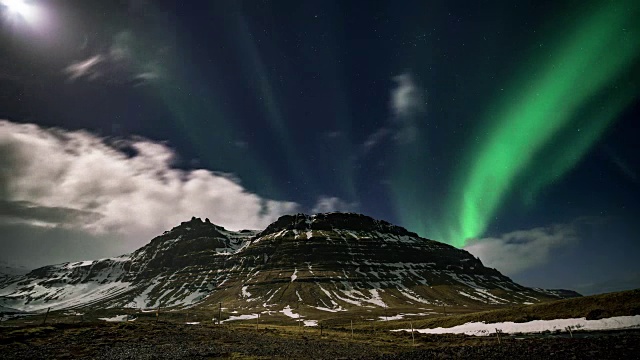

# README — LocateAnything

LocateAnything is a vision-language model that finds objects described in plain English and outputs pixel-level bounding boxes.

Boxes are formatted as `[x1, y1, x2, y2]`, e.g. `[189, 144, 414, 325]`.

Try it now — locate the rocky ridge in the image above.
[0, 213, 579, 313]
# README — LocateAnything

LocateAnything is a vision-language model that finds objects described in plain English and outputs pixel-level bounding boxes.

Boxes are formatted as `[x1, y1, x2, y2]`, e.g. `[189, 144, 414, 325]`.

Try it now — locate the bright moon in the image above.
[1, 0, 40, 23]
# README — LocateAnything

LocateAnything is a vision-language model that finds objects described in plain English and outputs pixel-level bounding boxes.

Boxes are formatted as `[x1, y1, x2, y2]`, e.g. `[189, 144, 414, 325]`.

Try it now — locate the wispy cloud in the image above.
[311, 196, 358, 214]
[391, 73, 424, 119]
[390, 72, 425, 144]
[362, 127, 391, 153]
[64, 55, 104, 80]
[64, 31, 162, 85]
[464, 222, 580, 275]
[324, 131, 344, 139]
[359, 72, 426, 155]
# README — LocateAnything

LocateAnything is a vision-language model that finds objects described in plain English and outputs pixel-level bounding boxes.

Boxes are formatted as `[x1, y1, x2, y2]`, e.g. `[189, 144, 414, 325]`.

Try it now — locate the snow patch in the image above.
[99, 315, 130, 322]
[241, 286, 252, 299]
[281, 305, 300, 319]
[394, 315, 640, 336]
[221, 314, 259, 323]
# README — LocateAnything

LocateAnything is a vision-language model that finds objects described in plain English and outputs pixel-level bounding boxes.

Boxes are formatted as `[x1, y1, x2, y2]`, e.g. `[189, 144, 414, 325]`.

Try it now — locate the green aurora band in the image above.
[401, 0, 639, 247]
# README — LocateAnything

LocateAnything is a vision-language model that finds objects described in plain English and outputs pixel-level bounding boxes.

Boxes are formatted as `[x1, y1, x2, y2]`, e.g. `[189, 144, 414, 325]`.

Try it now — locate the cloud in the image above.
[324, 131, 343, 139]
[362, 127, 391, 154]
[0, 120, 299, 264]
[0, 200, 101, 229]
[463, 222, 579, 275]
[64, 31, 162, 85]
[359, 72, 425, 153]
[573, 272, 640, 295]
[389, 72, 425, 143]
[311, 196, 358, 214]
[64, 55, 104, 80]
[391, 73, 424, 118]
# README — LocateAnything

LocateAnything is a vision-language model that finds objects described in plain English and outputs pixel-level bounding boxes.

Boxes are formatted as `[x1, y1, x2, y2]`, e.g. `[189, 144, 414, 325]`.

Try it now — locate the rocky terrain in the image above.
[0, 213, 578, 315]
[0, 321, 637, 360]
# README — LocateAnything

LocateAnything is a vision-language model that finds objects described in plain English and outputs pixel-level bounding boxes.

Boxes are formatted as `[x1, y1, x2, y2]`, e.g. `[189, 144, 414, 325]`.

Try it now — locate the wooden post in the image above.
[297, 301, 301, 331]
[218, 302, 222, 325]
[42, 307, 50, 325]
[320, 321, 323, 337]
[156, 305, 160, 323]
[351, 320, 353, 338]
[256, 313, 259, 331]
[384, 304, 388, 322]
[411, 321, 415, 346]
[495, 328, 501, 344]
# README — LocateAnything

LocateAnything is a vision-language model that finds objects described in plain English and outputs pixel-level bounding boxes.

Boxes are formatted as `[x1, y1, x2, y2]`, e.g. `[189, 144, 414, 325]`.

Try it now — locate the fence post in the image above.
[320, 321, 323, 337]
[297, 301, 301, 332]
[384, 304, 388, 321]
[42, 307, 50, 325]
[351, 320, 353, 338]
[411, 321, 415, 346]
[218, 302, 222, 325]
[495, 328, 501, 344]
[256, 313, 259, 331]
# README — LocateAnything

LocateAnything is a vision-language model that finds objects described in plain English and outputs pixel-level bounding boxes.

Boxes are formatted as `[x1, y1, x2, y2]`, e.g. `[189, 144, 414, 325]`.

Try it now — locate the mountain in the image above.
[0, 261, 30, 281]
[0, 213, 578, 313]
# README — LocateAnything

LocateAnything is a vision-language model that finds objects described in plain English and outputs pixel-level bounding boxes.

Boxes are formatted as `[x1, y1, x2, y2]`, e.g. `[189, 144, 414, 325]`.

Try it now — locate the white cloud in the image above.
[463, 223, 579, 275]
[0, 120, 299, 243]
[311, 196, 357, 214]
[388, 72, 426, 144]
[391, 73, 424, 119]
[356, 72, 425, 157]
[64, 55, 104, 80]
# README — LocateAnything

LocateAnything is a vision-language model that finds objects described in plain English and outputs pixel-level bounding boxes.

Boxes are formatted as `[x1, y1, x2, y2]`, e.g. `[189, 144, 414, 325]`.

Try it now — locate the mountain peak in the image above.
[258, 212, 419, 238]
[162, 216, 227, 235]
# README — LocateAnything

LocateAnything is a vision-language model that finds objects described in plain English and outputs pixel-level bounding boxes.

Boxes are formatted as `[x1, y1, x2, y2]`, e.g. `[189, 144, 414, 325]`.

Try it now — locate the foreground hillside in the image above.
[1, 320, 638, 359]
[1, 289, 638, 359]
[377, 289, 640, 331]
[0, 213, 577, 314]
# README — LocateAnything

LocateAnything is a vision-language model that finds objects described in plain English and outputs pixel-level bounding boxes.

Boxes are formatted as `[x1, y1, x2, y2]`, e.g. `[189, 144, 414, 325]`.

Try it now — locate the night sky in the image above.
[1, 0, 639, 295]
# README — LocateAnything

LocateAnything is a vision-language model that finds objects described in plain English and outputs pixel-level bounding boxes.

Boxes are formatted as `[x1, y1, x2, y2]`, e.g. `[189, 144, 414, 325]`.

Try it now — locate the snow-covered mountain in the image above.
[0, 213, 579, 312]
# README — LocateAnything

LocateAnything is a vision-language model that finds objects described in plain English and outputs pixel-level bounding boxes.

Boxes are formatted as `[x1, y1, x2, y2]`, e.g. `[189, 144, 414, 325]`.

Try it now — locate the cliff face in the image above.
[0, 213, 574, 312]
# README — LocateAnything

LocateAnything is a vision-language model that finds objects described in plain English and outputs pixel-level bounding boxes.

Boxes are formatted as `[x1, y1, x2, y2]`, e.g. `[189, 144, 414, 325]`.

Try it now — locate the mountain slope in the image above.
[0, 213, 577, 312]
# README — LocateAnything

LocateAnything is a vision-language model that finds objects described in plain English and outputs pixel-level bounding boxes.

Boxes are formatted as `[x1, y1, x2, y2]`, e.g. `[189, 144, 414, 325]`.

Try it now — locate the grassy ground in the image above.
[3, 289, 638, 332]
[377, 288, 640, 331]
[0, 320, 486, 359]
[1, 317, 639, 359]
[1, 288, 638, 359]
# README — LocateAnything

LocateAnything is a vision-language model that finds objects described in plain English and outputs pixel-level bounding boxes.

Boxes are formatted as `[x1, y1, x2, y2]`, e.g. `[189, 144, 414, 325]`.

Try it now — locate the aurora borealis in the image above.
[437, 0, 640, 247]
[0, 0, 639, 293]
